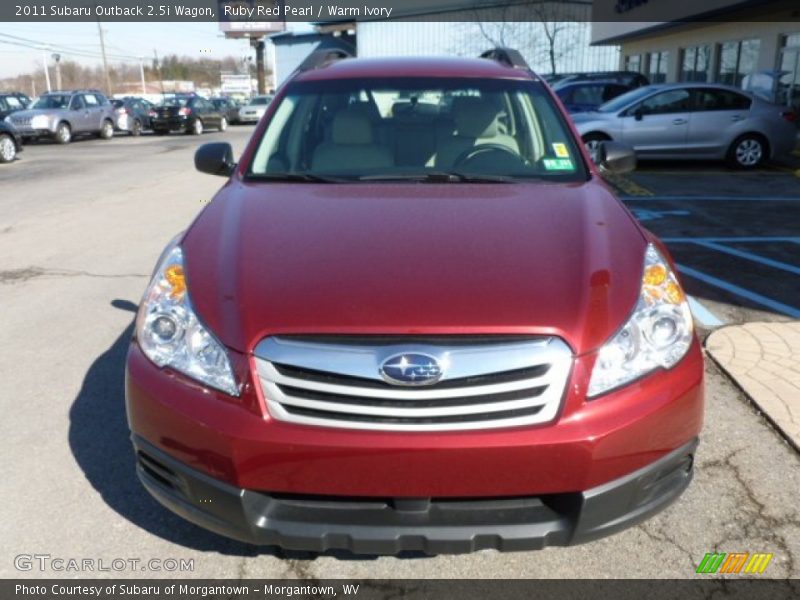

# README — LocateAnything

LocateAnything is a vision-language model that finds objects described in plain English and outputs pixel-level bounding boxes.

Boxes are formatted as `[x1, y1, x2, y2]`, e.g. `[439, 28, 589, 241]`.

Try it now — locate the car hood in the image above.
[8, 108, 60, 119]
[182, 179, 646, 355]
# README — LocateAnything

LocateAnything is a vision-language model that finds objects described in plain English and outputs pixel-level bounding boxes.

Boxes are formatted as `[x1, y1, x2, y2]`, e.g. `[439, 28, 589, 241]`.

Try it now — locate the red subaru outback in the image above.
[126, 49, 704, 554]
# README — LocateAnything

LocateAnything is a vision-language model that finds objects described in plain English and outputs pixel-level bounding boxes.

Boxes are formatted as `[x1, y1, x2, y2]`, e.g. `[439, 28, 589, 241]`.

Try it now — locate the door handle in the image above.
[730, 115, 745, 122]
[672, 118, 687, 125]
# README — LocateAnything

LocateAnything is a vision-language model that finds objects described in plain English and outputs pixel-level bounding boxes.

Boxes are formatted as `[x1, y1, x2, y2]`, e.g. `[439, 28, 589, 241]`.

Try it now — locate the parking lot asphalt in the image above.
[1, 133, 799, 579]
[606, 161, 800, 327]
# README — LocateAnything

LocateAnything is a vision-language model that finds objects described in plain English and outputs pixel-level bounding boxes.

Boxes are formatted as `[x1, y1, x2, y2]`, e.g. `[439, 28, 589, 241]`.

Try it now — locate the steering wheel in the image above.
[454, 144, 524, 169]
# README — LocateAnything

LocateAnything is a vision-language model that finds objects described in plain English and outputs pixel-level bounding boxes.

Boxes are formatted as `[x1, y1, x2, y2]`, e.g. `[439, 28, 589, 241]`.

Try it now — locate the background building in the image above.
[592, 0, 800, 112]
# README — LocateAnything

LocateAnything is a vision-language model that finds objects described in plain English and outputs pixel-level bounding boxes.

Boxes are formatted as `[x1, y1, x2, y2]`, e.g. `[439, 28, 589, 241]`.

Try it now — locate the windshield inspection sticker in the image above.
[552, 143, 569, 158]
[543, 158, 575, 171]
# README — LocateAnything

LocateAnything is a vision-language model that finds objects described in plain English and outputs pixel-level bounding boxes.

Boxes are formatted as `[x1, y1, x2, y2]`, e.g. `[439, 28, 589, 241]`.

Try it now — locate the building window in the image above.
[716, 39, 760, 86]
[647, 51, 669, 83]
[625, 54, 642, 73]
[680, 45, 710, 82]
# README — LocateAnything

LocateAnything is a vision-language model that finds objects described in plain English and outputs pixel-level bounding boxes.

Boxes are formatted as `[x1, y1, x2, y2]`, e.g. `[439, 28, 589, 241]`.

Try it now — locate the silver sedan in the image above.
[571, 83, 798, 168]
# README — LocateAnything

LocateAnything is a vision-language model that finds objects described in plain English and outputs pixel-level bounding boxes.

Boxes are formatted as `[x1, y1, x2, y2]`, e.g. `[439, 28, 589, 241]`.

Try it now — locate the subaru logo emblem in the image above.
[380, 353, 443, 386]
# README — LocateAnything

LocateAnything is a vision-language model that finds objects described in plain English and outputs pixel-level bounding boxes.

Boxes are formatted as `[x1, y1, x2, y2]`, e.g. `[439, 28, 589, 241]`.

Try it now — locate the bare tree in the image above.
[470, 0, 584, 75]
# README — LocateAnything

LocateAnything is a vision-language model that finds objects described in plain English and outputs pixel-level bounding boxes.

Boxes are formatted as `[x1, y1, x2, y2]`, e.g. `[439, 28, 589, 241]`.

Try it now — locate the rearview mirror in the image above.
[633, 107, 644, 121]
[598, 141, 636, 174]
[195, 142, 235, 177]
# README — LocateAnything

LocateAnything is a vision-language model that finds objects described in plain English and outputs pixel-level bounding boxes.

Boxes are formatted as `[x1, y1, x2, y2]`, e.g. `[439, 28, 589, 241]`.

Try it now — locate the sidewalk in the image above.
[706, 321, 800, 450]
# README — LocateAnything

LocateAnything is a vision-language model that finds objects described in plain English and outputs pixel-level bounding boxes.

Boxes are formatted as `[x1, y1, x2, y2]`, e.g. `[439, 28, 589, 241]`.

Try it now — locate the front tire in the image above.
[219, 117, 228, 132]
[99, 119, 114, 140]
[582, 133, 610, 164]
[131, 119, 142, 137]
[54, 122, 72, 144]
[728, 134, 767, 169]
[0, 134, 16, 163]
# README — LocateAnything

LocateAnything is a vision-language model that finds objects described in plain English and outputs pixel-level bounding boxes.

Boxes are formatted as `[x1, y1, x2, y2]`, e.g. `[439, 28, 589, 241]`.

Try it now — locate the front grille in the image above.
[10, 117, 31, 128]
[254, 336, 572, 432]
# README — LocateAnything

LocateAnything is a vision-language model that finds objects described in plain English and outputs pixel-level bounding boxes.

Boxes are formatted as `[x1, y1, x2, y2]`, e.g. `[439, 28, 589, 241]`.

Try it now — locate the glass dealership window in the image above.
[625, 54, 642, 73]
[647, 51, 669, 83]
[680, 46, 710, 82]
[716, 39, 760, 86]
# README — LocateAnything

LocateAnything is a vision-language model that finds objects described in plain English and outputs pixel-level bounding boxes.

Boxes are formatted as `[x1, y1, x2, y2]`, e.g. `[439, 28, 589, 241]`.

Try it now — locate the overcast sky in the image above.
[0, 22, 311, 79]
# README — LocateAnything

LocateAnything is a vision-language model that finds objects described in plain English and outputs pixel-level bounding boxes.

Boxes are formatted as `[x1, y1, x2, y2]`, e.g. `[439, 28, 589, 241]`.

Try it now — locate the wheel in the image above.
[99, 119, 114, 140]
[131, 119, 142, 137]
[582, 133, 610, 163]
[728, 134, 767, 169]
[54, 122, 72, 144]
[190, 119, 204, 135]
[0, 134, 16, 163]
[219, 117, 228, 132]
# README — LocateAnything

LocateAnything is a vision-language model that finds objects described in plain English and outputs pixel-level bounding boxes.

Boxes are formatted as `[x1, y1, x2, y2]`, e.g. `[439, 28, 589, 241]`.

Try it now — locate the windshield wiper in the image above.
[358, 171, 517, 183]
[245, 172, 349, 183]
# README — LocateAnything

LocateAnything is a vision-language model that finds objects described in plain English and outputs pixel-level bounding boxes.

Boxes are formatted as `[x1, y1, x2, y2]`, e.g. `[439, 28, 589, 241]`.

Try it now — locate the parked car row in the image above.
[0, 89, 272, 164]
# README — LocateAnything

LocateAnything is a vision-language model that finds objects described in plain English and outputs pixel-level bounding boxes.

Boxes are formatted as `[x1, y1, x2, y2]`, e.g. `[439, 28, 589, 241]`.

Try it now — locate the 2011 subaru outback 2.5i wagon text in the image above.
[126, 49, 704, 555]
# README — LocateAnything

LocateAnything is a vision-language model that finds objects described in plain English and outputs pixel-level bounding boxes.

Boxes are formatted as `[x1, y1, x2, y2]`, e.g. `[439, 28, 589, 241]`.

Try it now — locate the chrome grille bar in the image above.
[254, 336, 573, 432]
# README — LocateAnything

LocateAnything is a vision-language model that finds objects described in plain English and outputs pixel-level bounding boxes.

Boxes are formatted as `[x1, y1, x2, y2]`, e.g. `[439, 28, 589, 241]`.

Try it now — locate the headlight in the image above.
[135, 246, 239, 396]
[31, 115, 49, 129]
[587, 243, 693, 398]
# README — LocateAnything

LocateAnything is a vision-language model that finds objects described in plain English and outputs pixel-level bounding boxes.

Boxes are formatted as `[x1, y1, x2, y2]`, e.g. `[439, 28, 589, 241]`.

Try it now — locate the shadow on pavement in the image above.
[68, 300, 424, 561]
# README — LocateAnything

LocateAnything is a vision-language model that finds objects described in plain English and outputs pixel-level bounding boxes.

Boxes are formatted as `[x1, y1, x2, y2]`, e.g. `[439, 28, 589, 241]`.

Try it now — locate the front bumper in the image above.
[134, 434, 697, 554]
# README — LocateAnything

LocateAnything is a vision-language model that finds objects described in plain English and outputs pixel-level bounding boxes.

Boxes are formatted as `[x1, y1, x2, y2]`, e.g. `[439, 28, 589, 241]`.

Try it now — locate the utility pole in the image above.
[252, 37, 266, 95]
[139, 56, 146, 95]
[41, 48, 51, 92]
[97, 21, 112, 94]
[52, 53, 62, 90]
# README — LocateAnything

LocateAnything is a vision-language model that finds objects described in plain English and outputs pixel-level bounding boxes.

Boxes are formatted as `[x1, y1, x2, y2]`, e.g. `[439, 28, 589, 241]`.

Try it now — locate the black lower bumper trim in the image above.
[132, 436, 698, 555]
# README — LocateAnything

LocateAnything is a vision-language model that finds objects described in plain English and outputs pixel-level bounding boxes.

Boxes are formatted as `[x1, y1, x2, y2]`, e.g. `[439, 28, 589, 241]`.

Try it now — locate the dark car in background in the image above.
[113, 97, 154, 136]
[554, 81, 632, 113]
[548, 71, 650, 89]
[0, 120, 23, 163]
[152, 94, 228, 135]
[0, 93, 30, 119]
[211, 97, 240, 125]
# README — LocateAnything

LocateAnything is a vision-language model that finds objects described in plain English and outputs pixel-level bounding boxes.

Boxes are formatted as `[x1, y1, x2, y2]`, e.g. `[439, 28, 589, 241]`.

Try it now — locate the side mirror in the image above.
[633, 107, 644, 121]
[195, 142, 235, 177]
[598, 141, 636, 174]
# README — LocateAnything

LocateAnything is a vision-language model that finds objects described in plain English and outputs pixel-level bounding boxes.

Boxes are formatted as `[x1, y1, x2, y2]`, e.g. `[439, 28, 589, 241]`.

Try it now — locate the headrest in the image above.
[452, 97, 499, 138]
[332, 108, 373, 145]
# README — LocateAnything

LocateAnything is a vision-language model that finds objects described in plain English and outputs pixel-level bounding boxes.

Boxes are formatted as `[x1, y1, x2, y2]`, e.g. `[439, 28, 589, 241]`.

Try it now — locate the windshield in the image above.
[160, 96, 191, 107]
[250, 96, 271, 106]
[32, 94, 70, 109]
[248, 77, 586, 182]
[597, 86, 656, 113]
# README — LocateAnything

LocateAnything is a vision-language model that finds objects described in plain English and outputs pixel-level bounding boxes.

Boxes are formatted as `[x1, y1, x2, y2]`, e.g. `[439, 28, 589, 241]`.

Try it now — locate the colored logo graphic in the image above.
[696, 552, 773, 574]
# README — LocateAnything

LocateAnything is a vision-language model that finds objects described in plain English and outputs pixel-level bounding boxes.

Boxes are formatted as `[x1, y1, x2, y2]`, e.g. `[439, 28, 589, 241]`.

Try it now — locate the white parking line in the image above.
[623, 195, 800, 202]
[687, 296, 725, 328]
[678, 264, 800, 318]
[692, 241, 800, 276]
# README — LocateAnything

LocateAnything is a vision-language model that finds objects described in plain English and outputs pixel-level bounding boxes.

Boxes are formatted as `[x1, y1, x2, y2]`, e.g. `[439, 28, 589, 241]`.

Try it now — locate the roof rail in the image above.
[480, 47, 530, 70]
[296, 48, 353, 73]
